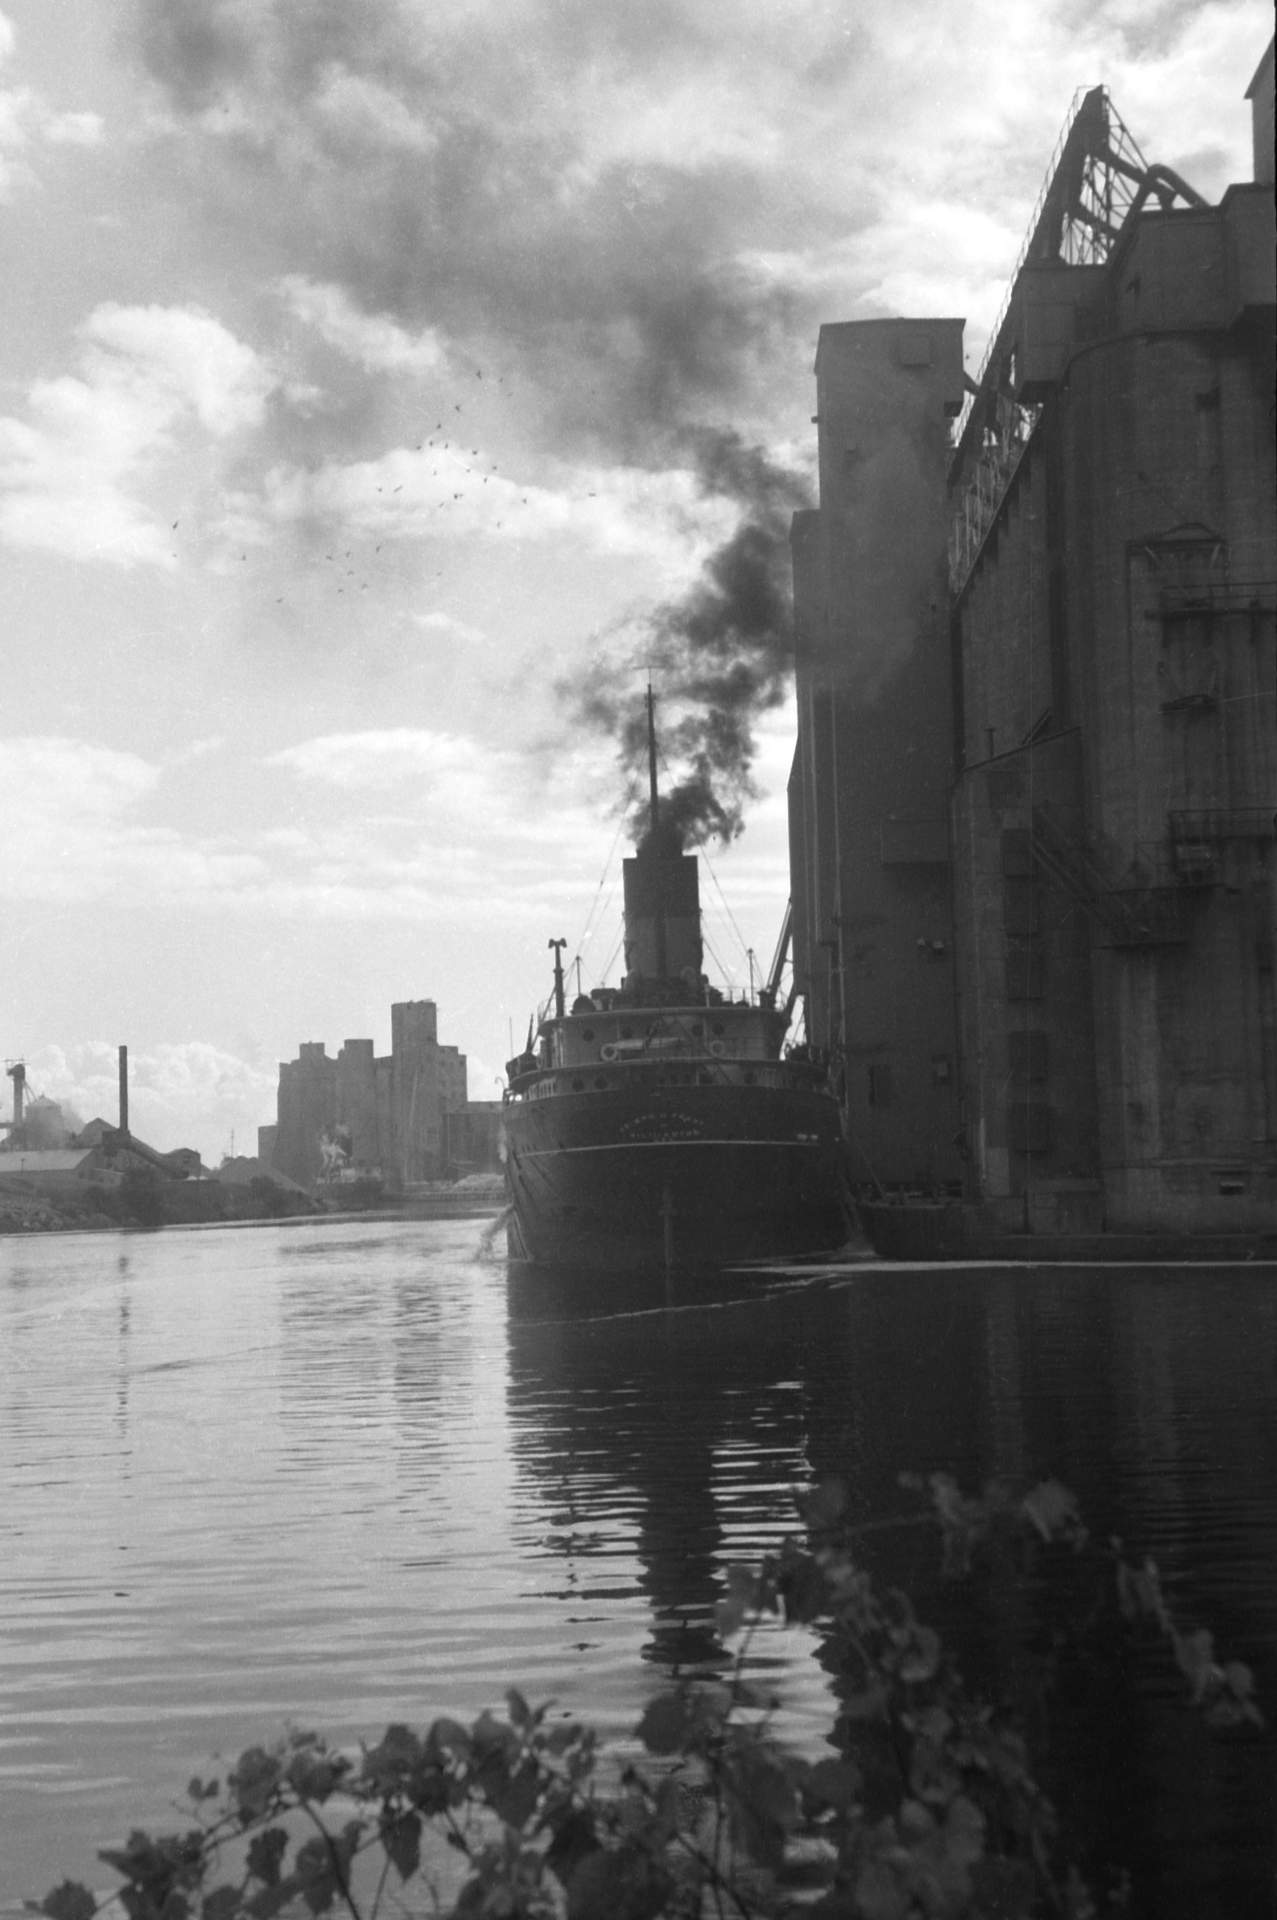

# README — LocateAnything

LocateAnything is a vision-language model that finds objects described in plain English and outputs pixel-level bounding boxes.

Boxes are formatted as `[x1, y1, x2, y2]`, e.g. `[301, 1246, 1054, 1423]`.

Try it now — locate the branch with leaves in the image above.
[33, 1475, 1265, 1920]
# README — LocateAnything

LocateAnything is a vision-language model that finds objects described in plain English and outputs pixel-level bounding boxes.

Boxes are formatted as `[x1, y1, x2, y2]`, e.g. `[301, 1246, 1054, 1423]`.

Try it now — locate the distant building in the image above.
[0, 1147, 107, 1192]
[0, 1133, 205, 1194]
[791, 50, 1276, 1235]
[266, 998, 502, 1191]
[447, 1099, 504, 1177]
[0, 1058, 206, 1193]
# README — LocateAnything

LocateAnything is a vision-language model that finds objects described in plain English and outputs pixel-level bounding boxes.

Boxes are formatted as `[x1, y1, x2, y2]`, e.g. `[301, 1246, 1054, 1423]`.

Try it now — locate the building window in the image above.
[1008, 1030, 1049, 1081]
[1006, 944, 1045, 1000]
[868, 1063, 894, 1107]
[1008, 1101, 1053, 1154]
[1002, 877, 1041, 937]
[1000, 828, 1034, 876]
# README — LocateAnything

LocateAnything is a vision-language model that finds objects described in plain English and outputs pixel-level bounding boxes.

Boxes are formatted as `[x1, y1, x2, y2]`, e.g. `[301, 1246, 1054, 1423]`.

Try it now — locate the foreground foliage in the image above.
[36, 1475, 1264, 1920]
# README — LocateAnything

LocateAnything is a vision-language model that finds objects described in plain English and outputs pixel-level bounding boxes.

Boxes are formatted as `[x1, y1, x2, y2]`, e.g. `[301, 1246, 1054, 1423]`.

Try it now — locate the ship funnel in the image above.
[622, 837, 703, 989]
[622, 688, 704, 994]
[118, 1045, 129, 1135]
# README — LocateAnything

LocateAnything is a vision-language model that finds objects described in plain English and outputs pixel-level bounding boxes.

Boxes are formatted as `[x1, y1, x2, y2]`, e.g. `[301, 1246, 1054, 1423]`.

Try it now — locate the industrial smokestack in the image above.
[7, 1063, 25, 1131]
[118, 1046, 129, 1135]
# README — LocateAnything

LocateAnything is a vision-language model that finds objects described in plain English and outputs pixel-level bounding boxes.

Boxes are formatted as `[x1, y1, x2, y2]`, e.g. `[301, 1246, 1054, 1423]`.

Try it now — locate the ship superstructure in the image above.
[503, 698, 852, 1272]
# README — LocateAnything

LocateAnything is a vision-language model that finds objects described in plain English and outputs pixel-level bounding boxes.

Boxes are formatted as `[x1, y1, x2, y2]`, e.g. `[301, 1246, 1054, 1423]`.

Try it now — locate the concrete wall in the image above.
[1246, 39, 1274, 187]
[392, 1000, 444, 1184]
[950, 175, 1277, 1231]
[337, 1038, 378, 1168]
[951, 733, 1102, 1224]
[1062, 319, 1276, 1227]
[790, 317, 966, 1193]
[790, 508, 832, 1044]
[274, 1042, 338, 1187]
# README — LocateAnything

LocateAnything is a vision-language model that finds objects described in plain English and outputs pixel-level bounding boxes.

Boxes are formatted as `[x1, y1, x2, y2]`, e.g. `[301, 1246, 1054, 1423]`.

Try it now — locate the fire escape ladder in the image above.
[1030, 806, 1190, 947]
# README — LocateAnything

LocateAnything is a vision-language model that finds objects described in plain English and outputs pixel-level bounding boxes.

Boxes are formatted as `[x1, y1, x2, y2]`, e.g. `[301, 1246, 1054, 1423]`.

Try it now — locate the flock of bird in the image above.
[166, 368, 542, 604]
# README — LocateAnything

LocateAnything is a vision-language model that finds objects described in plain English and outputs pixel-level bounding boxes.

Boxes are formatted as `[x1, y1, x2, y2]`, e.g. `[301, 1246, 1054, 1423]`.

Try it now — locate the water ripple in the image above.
[1, 1226, 1274, 1914]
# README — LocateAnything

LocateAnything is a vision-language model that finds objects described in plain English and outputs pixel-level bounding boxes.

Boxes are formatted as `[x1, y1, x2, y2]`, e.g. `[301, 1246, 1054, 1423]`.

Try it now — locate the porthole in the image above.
[582, 1027, 595, 1041]
[594, 1076, 608, 1090]
[711, 1021, 725, 1036]
[745, 1070, 757, 1085]
[620, 1025, 634, 1040]
[571, 1077, 585, 1091]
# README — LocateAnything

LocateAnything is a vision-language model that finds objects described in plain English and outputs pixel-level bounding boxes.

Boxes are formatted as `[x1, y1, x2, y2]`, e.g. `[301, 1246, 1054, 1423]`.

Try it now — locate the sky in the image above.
[0, 0, 1269, 1163]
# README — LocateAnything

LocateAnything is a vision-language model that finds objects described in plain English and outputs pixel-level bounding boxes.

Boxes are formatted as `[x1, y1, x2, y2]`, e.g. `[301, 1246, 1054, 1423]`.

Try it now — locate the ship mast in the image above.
[646, 683, 659, 839]
[646, 684, 668, 979]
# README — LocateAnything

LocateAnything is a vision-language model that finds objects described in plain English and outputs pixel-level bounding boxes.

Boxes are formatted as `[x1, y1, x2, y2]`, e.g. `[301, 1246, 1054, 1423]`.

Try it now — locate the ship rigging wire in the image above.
[572, 778, 639, 975]
[699, 840, 753, 974]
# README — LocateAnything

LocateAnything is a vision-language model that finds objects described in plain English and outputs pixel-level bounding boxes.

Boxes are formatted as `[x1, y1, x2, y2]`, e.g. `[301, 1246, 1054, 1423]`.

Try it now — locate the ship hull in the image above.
[504, 1079, 851, 1273]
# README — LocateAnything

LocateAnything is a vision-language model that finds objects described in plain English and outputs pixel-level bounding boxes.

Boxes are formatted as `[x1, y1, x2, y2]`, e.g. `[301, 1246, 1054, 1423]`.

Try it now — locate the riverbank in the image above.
[0, 1175, 507, 1235]
[0, 1179, 315, 1235]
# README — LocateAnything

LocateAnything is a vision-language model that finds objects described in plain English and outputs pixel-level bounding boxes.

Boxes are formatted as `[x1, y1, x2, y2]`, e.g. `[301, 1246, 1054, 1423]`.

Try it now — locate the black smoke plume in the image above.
[130, 1, 827, 837]
[571, 429, 811, 849]
[129, 1, 811, 455]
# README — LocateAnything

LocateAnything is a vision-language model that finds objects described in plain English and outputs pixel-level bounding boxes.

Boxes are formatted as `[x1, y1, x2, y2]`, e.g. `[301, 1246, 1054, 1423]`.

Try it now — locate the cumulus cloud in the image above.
[0, 302, 276, 563]
[127, 0, 1263, 467]
[237, 438, 737, 565]
[23, 1039, 277, 1161]
[0, 11, 103, 201]
[0, 737, 267, 900]
[413, 610, 490, 647]
[0, 729, 617, 926]
[264, 726, 611, 852]
[279, 275, 448, 375]
[117, 0, 1267, 832]
[268, 726, 514, 796]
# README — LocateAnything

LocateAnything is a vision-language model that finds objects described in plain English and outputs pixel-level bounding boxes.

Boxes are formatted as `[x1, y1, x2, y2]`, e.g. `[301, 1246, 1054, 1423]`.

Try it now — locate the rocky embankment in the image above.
[0, 1188, 105, 1233]
[0, 1178, 318, 1234]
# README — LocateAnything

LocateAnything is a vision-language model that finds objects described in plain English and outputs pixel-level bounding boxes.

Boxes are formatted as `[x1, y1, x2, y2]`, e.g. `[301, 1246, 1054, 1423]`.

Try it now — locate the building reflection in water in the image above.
[504, 1259, 1276, 1920]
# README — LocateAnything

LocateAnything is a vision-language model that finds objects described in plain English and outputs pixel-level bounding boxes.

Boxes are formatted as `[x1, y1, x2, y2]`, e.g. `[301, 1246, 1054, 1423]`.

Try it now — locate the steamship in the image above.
[502, 698, 853, 1273]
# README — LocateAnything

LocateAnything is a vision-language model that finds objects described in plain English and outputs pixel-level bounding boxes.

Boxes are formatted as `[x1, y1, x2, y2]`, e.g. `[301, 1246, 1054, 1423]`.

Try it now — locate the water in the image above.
[2, 1220, 1275, 1914]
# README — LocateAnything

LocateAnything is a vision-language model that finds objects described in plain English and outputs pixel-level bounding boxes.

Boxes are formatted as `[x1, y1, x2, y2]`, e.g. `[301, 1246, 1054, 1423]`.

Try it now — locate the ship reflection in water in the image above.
[504, 1259, 1277, 1920]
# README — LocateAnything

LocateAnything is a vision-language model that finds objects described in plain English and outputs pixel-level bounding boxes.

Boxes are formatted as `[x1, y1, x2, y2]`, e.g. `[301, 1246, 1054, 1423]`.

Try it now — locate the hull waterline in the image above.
[504, 1079, 852, 1273]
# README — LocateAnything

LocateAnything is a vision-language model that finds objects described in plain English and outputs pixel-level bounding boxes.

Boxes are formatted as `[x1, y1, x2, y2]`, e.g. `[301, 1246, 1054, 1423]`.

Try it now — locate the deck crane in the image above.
[762, 902, 797, 1019]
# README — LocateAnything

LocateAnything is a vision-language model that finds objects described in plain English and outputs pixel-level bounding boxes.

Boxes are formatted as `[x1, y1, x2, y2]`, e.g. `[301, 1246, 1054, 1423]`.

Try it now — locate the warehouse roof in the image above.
[0, 1149, 97, 1177]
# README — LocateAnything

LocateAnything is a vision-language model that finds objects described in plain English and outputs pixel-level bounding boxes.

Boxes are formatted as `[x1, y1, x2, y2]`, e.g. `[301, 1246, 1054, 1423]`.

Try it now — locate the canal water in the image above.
[1, 1219, 1274, 1913]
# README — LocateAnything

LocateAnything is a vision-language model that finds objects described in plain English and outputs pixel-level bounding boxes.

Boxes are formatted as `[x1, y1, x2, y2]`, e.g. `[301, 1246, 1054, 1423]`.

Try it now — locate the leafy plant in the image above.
[33, 1476, 1264, 1920]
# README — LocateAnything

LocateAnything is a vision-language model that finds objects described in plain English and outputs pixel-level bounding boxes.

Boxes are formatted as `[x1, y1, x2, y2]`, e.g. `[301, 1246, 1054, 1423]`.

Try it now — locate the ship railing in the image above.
[506, 1055, 832, 1102]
